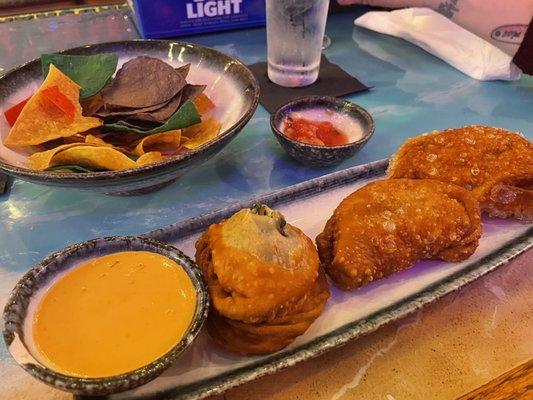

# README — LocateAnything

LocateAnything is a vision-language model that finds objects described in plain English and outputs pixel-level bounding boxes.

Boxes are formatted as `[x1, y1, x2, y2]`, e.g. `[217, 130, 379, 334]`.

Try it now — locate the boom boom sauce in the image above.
[281, 108, 364, 146]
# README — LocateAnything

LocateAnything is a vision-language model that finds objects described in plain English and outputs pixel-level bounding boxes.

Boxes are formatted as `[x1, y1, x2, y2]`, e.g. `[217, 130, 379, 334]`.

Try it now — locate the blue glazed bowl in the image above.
[2, 236, 209, 396]
[0, 40, 259, 195]
[270, 96, 375, 167]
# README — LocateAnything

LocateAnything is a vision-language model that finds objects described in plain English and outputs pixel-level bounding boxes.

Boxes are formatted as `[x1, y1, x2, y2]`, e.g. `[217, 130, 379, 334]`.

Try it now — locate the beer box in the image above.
[129, 0, 266, 39]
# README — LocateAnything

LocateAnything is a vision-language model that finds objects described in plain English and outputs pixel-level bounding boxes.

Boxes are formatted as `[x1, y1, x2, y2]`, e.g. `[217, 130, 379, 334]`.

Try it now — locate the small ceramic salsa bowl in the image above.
[270, 96, 375, 167]
[2, 236, 209, 396]
[0, 40, 259, 195]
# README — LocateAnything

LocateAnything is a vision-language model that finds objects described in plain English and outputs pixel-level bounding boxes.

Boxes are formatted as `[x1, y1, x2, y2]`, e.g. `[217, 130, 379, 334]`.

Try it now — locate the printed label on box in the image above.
[131, 0, 266, 38]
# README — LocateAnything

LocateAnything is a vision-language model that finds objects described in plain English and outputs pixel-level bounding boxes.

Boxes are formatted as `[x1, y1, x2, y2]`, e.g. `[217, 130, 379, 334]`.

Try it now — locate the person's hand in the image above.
[336, 0, 429, 7]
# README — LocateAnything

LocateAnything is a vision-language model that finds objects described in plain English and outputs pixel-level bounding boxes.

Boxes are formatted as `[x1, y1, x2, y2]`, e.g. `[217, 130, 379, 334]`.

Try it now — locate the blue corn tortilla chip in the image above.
[101, 56, 186, 109]
[129, 92, 183, 124]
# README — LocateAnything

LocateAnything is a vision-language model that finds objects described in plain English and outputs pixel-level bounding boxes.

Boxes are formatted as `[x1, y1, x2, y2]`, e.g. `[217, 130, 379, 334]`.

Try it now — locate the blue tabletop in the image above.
[0, 7, 532, 366]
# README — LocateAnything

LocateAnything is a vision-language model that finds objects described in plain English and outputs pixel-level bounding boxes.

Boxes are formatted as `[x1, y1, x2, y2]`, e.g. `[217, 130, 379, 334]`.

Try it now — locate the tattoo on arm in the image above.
[491, 25, 529, 44]
[437, 0, 460, 19]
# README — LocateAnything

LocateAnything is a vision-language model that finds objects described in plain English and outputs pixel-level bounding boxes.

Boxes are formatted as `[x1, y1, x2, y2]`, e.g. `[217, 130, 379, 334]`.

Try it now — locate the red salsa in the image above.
[283, 117, 349, 146]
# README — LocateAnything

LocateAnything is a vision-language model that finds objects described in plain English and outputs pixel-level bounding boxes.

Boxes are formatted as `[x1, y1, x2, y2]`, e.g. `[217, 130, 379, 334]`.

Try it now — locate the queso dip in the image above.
[33, 251, 196, 378]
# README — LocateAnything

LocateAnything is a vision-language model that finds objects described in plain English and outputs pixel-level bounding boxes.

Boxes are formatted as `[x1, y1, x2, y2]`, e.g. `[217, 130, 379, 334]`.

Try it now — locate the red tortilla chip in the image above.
[193, 93, 215, 115]
[4, 97, 30, 127]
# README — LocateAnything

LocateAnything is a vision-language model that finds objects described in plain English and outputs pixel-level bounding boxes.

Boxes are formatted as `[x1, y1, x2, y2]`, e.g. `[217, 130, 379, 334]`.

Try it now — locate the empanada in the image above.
[206, 267, 330, 355]
[387, 125, 532, 221]
[196, 204, 329, 355]
[316, 179, 482, 290]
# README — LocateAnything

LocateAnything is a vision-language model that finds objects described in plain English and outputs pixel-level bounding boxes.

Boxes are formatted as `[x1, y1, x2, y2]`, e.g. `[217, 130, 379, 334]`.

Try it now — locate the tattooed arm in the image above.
[433, 0, 533, 56]
[337, 0, 533, 56]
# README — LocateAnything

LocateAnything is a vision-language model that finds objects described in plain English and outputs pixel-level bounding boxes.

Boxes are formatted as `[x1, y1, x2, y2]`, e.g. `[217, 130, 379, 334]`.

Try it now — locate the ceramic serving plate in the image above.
[0, 40, 259, 195]
[94, 159, 531, 400]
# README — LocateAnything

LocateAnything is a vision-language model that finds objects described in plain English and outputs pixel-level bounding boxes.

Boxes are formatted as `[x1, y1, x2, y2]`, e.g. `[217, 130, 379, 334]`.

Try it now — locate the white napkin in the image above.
[354, 8, 522, 81]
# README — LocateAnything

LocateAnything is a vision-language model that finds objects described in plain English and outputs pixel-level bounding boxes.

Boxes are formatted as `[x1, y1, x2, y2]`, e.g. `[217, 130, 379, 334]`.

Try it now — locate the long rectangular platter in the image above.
[107, 159, 532, 400]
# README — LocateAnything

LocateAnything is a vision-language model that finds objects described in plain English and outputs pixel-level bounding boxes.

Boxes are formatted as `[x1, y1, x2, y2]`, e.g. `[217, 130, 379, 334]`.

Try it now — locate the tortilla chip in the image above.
[101, 56, 185, 110]
[85, 134, 114, 147]
[4, 97, 30, 127]
[29, 143, 96, 171]
[134, 130, 182, 156]
[193, 93, 215, 115]
[85, 133, 133, 156]
[41, 53, 118, 100]
[41, 85, 75, 120]
[62, 134, 87, 144]
[4, 65, 102, 148]
[81, 93, 104, 117]
[51, 146, 137, 171]
[95, 98, 170, 119]
[129, 92, 182, 123]
[137, 151, 165, 165]
[175, 64, 191, 80]
[182, 118, 221, 149]
[91, 131, 139, 149]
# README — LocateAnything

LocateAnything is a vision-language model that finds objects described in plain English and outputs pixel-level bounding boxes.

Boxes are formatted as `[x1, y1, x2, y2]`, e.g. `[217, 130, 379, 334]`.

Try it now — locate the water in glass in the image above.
[266, 0, 330, 87]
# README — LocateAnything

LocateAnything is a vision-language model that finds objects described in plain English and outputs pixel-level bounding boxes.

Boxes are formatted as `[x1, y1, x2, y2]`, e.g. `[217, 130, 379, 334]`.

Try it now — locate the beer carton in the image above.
[129, 0, 266, 38]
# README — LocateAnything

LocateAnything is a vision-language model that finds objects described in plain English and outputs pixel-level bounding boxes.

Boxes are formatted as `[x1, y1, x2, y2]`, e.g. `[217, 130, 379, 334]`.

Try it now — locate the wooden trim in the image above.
[456, 359, 532, 400]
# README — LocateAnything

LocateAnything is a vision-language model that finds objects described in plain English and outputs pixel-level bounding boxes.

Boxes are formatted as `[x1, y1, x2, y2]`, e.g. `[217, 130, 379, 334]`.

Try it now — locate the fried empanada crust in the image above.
[195, 207, 320, 324]
[387, 125, 532, 221]
[316, 179, 482, 290]
[206, 267, 330, 355]
[473, 173, 533, 221]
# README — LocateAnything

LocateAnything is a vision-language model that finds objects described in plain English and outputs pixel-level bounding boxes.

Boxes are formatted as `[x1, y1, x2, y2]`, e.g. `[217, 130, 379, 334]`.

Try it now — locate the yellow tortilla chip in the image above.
[85, 134, 114, 147]
[51, 146, 137, 171]
[28, 143, 96, 171]
[133, 130, 182, 156]
[62, 134, 86, 144]
[4, 65, 102, 148]
[137, 151, 165, 165]
[181, 118, 221, 149]
[85, 133, 132, 156]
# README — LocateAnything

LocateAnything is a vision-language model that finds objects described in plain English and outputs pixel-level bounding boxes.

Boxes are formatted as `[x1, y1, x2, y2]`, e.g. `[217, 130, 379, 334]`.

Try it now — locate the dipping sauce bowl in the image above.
[270, 96, 375, 167]
[2, 236, 208, 396]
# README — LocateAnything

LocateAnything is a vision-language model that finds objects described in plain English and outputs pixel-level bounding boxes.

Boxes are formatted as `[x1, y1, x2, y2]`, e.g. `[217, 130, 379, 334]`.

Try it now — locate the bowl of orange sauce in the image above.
[271, 96, 375, 167]
[2, 236, 208, 396]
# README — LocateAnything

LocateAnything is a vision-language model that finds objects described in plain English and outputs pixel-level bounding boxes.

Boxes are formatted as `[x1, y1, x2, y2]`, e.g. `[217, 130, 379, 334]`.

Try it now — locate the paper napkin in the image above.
[354, 8, 522, 81]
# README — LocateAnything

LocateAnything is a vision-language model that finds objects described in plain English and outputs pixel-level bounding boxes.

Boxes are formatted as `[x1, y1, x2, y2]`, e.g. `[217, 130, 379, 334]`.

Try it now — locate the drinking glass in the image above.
[266, 0, 330, 87]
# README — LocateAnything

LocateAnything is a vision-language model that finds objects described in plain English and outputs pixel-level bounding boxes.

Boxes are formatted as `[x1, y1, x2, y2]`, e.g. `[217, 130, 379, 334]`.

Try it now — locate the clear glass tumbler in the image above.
[266, 0, 330, 87]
